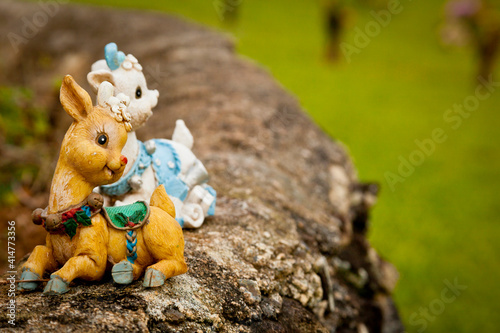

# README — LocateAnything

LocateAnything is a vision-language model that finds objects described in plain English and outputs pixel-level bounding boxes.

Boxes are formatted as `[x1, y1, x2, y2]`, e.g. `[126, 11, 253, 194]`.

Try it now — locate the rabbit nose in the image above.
[151, 90, 159, 108]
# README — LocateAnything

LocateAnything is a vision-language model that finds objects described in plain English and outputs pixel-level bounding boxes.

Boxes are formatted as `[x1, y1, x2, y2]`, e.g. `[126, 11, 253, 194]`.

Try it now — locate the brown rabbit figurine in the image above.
[18, 75, 187, 295]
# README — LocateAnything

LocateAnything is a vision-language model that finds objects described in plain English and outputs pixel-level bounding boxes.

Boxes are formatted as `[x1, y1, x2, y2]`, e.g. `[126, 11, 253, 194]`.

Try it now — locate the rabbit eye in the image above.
[135, 87, 142, 99]
[97, 134, 108, 146]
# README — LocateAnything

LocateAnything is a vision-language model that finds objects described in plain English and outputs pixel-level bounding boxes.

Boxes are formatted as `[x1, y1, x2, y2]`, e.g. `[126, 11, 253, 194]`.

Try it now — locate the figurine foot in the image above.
[112, 260, 134, 285]
[43, 275, 69, 295]
[143, 268, 166, 288]
[180, 203, 204, 229]
[17, 269, 40, 292]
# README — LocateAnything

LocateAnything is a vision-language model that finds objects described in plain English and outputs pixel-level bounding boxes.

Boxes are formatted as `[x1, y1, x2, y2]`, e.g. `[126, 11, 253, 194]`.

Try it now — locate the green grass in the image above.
[63, 0, 500, 331]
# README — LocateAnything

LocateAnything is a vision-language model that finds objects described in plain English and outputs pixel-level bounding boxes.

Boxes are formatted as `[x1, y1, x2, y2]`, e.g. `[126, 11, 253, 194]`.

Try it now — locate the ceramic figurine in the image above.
[18, 75, 187, 295]
[87, 43, 216, 229]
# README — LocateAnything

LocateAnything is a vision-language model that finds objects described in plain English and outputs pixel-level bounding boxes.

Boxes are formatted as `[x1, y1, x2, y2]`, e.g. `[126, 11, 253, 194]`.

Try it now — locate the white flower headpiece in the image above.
[121, 54, 143, 72]
[97, 81, 132, 131]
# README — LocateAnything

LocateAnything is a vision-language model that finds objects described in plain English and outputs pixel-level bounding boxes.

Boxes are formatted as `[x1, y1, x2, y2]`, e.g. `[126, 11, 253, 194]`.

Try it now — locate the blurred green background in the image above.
[17, 0, 500, 331]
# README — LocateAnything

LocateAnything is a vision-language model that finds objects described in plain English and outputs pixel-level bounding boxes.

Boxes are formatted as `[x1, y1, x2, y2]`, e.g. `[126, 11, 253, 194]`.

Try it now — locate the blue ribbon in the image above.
[104, 42, 125, 71]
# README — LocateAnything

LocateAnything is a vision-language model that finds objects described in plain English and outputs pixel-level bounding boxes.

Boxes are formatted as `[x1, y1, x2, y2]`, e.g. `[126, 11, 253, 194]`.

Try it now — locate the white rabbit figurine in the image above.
[87, 43, 216, 228]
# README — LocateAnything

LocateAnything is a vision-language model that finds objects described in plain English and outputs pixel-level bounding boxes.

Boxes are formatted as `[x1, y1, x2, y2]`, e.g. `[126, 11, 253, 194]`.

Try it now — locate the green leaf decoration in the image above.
[129, 210, 144, 223]
[64, 218, 78, 239]
[75, 210, 92, 226]
[116, 212, 128, 227]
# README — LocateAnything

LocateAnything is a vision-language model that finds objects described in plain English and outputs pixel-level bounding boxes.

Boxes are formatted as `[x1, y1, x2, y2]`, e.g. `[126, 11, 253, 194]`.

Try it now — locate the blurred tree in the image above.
[214, 0, 243, 25]
[0, 87, 50, 207]
[321, 0, 351, 62]
[441, 0, 500, 82]
[321, 0, 388, 63]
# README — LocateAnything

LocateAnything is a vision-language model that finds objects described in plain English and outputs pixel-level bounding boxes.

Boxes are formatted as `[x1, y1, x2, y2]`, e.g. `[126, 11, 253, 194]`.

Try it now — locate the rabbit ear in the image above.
[60, 75, 93, 122]
[87, 69, 115, 93]
[97, 81, 115, 107]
